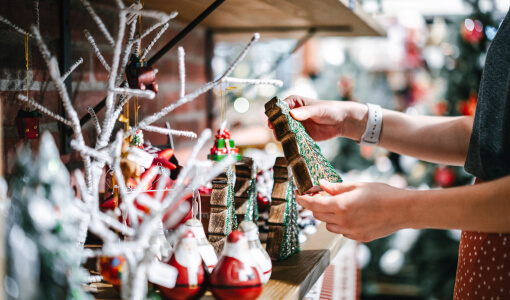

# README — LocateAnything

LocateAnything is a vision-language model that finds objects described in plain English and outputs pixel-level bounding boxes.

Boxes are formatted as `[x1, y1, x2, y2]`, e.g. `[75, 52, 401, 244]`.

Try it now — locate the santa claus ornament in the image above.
[239, 221, 272, 284]
[210, 231, 263, 300]
[160, 231, 207, 300]
[184, 219, 218, 273]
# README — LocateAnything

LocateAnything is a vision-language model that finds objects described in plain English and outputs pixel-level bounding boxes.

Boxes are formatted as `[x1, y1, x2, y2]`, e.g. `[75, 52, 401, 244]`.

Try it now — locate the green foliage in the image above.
[280, 180, 300, 260]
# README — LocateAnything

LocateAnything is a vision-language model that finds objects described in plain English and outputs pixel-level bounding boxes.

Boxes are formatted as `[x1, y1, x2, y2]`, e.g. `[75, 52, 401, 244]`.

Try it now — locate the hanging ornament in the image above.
[434, 165, 455, 188]
[126, 54, 158, 93]
[160, 231, 207, 300]
[238, 221, 272, 284]
[208, 122, 241, 162]
[98, 256, 127, 287]
[184, 218, 218, 273]
[210, 231, 263, 300]
[15, 109, 42, 140]
[16, 34, 41, 140]
[461, 18, 484, 44]
[458, 92, 477, 116]
[130, 129, 144, 149]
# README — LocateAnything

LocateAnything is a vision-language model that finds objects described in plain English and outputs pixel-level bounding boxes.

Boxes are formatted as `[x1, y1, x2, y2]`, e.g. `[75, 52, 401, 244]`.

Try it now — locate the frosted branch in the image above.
[128, 33, 261, 136]
[142, 125, 197, 139]
[222, 77, 283, 87]
[79, 0, 115, 46]
[85, 30, 111, 73]
[33, 0, 39, 31]
[122, 9, 177, 24]
[110, 87, 155, 99]
[70, 140, 113, 164]
[178, 47, 185, 98]
[61, 58, 84, 82]
[0, 16, 32, 37]
[87, 105, 102, 135]
[17, 94, 73, 127]
[107, 11, 127, 113]
[114, 0, 125, 9]
[141, 23, 169, 60]
[97, 211, 135, 236]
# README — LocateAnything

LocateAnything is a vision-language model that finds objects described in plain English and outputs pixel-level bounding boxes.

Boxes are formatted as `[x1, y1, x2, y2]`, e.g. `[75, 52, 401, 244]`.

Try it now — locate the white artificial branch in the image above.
[79, 0, 115, 46]
[128, 33, 261, 136]
[97, 211, 135, 236]
[84, 30, 111, 73]
[33, 0, 39, 32]
[114, 0, 125, 9]
[107, 11, 127, 113]
[70, 140, 113, 164]
[142, 125, 197, 139]
[178, 46, 185, 98]
[110, 87, 155, 99]
[61, 58, 84, 82]
[0, 16, 32, 37]
[87, 105, 102, 135]
[17, 94, 73, 127]
[141, 23, 169, 60]
[222, 77, 283, 87]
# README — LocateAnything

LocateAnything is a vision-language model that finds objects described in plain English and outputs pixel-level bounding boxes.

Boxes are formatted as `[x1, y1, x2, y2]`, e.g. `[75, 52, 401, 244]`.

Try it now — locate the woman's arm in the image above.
[281, 95, 474, 166]
[296, 176, 510, 242]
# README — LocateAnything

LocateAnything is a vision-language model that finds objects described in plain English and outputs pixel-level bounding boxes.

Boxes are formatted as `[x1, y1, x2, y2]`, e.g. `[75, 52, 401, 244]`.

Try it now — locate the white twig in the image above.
[110, 87, 155, 99]
[128, 33, 261, 136]
[222, 77, 283, 87]
[33, 0, 39, 31]
[107, 11, 127, 112]
[114, 0, 125, 9]
[17, 94, 73, 126]
[142, 125, 197, 138]
[87, 106, 102, 135]
[61, 58, 84, 82]
[141, 23, 169, 60]
[178, 46, 185, 98]
[84, 30, 111, 72]
[122, 9, 176, 24]
[79, 0, 115, 46]
[97, 211, 135, 236]
[70, 140, 113, 164]
[0, 16, 32, 37]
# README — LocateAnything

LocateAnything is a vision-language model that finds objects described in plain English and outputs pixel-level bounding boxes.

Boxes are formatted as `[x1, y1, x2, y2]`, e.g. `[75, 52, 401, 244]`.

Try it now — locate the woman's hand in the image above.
[296, 179, 411, 242]
[267, 95, 368, 142]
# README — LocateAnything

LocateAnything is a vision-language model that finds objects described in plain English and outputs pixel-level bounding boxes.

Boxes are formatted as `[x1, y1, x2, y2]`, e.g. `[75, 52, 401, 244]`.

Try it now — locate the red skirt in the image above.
[454, 178, 510, 299]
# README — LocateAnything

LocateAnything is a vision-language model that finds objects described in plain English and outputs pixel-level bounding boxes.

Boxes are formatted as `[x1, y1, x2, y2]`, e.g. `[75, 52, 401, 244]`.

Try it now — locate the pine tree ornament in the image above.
[160, 231, 207, 300]
[184, 218, 218, 273]
[239, 221, 272, 284]
[265, 97, 342, 194]
[210, 231, 263, 300]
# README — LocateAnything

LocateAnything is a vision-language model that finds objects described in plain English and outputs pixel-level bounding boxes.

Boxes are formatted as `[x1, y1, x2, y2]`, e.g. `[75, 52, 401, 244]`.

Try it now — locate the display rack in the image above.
[90, 224, 346, 299]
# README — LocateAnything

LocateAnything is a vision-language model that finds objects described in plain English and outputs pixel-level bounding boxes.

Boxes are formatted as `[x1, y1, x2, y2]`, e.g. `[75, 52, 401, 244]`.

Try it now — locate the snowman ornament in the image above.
[210, 231, 263, 300]
[160, 231, 207, 300]
[239, 221, 272, 283]
[184, 218, 218, 272]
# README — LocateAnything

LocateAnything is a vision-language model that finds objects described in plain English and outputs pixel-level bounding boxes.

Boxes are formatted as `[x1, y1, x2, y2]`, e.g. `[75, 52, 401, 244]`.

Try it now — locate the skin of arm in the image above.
[274, 95, 508, 239]
[297, 177, 510, 242]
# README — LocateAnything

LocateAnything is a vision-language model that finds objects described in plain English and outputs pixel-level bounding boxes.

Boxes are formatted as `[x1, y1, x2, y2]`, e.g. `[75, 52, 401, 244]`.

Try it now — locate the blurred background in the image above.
[209, 0, 509, 299]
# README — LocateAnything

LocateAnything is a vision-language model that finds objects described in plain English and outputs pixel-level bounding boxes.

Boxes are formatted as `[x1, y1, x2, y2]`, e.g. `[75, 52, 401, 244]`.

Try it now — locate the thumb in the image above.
[289, 105, 321, 121]
[319, 179, 353, 195]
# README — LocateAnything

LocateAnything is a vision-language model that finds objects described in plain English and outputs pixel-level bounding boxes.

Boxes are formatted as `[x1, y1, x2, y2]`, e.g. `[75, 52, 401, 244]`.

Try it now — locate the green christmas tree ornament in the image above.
[265, 97, 342, 194]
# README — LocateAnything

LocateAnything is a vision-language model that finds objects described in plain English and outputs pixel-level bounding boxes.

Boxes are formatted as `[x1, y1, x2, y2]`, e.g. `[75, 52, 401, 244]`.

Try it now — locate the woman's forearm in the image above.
[353, 108, 474, 166]
[406, 175, 510, 232]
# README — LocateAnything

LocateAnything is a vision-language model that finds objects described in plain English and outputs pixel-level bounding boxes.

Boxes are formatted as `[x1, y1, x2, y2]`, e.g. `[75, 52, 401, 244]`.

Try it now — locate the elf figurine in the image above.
[160, 231, 207, 300]
[184, 219, 218, 272]
[210, 231, 263, 300]
[238, 221, 272, 284]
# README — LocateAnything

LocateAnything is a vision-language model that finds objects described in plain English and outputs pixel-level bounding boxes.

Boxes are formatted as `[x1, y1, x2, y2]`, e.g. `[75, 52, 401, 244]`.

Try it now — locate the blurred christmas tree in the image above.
[5, 132, 91, 300]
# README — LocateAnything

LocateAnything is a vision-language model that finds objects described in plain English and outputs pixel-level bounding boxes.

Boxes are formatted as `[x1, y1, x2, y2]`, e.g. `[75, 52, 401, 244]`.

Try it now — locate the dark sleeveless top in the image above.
[464, 10, 510, 181]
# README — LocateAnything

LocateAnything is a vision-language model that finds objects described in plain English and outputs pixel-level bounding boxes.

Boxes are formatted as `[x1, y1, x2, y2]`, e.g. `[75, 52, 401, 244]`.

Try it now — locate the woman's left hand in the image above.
[296, 180, 411, 242]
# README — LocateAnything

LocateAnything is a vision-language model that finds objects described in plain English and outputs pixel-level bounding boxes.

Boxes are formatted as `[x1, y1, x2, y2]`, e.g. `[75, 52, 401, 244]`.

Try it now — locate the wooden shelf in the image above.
[144, 0, 385, 40]
[91, 223, 346, 299]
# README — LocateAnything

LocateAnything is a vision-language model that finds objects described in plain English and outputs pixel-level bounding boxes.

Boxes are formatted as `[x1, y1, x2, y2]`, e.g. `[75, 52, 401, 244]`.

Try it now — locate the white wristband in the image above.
[359, 103, 382, 146]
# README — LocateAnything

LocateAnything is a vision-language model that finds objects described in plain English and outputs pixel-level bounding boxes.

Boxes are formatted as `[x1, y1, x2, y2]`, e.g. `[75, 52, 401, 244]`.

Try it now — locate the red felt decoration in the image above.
[15, 109, 42, 140]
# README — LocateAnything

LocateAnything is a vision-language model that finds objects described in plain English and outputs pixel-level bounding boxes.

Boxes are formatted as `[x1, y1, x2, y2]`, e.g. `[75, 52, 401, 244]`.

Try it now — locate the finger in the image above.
[326, 223, 345, 234]
[296, 194, 337, 213]
[319, 180, 355, 195]
[289, 105, 322, 122]
[313, 212, 337, 223]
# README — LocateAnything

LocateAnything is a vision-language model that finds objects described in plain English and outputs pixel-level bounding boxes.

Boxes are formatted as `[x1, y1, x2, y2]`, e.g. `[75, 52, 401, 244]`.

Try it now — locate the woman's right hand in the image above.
[268, 95, 368, 142]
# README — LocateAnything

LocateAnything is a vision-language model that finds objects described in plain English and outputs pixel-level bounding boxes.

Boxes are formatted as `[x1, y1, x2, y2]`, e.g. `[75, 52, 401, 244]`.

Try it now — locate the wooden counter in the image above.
[91, 223, 346, 300]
